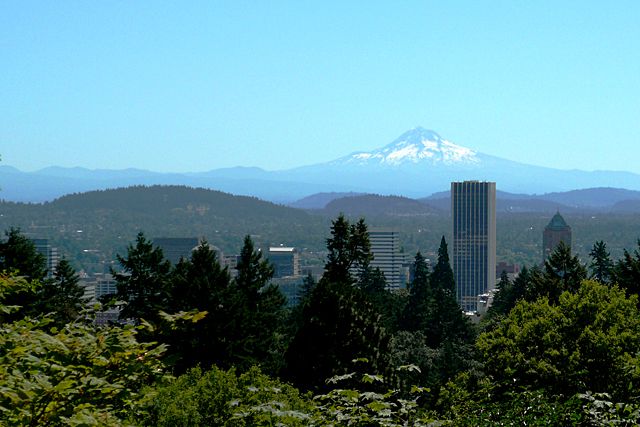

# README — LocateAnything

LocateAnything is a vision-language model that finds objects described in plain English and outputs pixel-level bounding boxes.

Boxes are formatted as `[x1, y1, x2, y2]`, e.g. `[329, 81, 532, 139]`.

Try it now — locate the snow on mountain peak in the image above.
[341, 127, 479, 166]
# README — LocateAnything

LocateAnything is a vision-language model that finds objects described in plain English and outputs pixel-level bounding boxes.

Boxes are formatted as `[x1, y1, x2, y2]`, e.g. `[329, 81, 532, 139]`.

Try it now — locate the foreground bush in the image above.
[0, 274, 168, 426]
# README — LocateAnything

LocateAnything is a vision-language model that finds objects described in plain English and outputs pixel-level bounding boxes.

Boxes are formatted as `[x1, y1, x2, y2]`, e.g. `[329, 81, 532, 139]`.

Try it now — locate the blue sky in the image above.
[2, 1, 639, 173]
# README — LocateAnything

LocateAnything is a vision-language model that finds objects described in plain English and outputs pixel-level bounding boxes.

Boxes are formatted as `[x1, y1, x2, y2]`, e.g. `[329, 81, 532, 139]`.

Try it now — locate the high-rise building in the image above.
[542, 211, 571, 261]
[31, 238, 59, 277]
[153, 237, 199, 264]
[451, 181, 497, 311]
[369, 229, 406, 290]
[267, 247, 300, 278]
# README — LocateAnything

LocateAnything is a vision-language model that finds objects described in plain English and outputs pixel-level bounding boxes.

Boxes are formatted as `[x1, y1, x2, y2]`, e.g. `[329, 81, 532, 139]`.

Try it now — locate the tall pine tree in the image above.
[113, 232, 172, 324]
[0, 228, 47, 281]
[614, 240, 640, 298]
[401, 251, 431, 332]
[589, 240, 613, 284]
[39, 258, 87, 327]
[165, 240, 232, 373]
[426, 237, 474, 348]
[227, 235, 286, 373]
[283, 216, 389, 391]
[0, 228, 47, 320]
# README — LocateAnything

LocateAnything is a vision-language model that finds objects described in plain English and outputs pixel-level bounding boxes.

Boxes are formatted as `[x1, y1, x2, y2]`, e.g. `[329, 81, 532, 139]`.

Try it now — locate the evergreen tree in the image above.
[426, 237, 474, 348]
[401, 252, 432, 332]
[287, 273, 317, 342]
[486, 270, 513, 318]
[165, 240, 232, 373]
[297, 273, 316, 303]
[358, 266, 401, 331]
[323, 215, 372, 283]
[431, 236, 455, 294]
[39, 258, 87, 327]
[614, 240, 640, 297]
[0, 227, 47, 281]
[530, 241, 587, 303]
[0, 228, 47, 320]
[169, 240, 230, 312]
[283, 279, 389, 392]
[228, 235, 286, 373]
[283, 216, 389, 391]
[112, 232, 172, 324]
[589, 240, 613, 284]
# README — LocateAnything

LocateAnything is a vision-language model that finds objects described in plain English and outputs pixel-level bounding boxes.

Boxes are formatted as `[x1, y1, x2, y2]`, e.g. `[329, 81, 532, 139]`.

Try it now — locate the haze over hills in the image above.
[3, 184, 640, 276]
[291, 189, 640, 215]
[3, 127, 640, 203]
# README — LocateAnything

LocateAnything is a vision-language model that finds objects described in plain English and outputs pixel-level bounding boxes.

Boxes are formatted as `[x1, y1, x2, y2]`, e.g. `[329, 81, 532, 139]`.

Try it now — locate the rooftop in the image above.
[545, 211, 571, 231]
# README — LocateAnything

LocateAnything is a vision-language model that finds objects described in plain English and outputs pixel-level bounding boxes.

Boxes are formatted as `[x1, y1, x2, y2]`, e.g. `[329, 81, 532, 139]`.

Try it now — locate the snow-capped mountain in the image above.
[4, 126, 640, 203]
[334, 128, 479, 166]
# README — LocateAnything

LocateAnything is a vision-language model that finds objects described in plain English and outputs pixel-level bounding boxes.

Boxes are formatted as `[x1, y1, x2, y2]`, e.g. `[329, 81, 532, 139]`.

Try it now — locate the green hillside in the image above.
[0, 185, 329, 272]
[2, 185, 640, 273]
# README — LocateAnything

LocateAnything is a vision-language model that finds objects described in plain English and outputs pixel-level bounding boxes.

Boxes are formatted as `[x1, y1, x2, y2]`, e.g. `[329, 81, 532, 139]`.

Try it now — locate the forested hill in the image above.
[0, 185, 328, 272]
[320, 194, 443, 217]
[49, 185, 306, 218]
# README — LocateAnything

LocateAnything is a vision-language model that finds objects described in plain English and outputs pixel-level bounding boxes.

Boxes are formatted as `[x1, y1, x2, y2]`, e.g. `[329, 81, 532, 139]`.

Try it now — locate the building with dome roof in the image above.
[543, 212, 572, 261]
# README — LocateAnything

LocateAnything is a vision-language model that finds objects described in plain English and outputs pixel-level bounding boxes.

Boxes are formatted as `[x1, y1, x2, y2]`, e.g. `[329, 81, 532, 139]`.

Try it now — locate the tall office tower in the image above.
[542, 211, 571, 261]
[152, 237, 199, 264]
[451, 181, 496, 311]
[31, 238, 60, 277]
[267, 247, 300, 278]
[369, 229, 406, 290]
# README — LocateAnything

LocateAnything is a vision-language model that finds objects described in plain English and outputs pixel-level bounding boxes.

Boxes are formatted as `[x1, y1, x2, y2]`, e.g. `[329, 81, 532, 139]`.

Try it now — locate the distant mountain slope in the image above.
[281, 128, 640, 197]
[534, 188, 640, 208]
[5, 127, 640, 202]
[320, 194, 442, 217]
[611, 199, 640, 213]
[0, 166, 333, 203]
[421, 187, 640, 213]
[288, 192, 365, 209]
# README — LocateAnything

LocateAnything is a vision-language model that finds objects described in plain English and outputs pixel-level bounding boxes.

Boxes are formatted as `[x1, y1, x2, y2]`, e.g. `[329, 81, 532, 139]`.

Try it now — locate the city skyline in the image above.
[2, 2, 639, 174]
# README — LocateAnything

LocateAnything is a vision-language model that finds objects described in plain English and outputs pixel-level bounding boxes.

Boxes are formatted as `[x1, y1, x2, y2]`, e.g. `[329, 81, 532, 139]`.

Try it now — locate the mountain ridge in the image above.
[4, 127, 640, 202]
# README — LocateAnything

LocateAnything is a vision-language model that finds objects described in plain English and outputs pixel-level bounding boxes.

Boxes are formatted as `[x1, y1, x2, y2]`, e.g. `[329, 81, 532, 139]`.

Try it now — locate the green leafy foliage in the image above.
[438, 374, 584, 426]
[139, 365, 317, 426]
[478, 280, 640, 400]
[0, 274, 168, 426]
[0, 228, 48, 321]
[314, 364, 434, 427]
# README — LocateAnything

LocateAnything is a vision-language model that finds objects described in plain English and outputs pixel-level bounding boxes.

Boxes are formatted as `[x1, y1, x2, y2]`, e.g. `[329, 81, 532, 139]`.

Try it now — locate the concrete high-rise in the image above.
[542, 211, 571, 261]
[451, 181, 496, 311]
[369, 229, 406, 290]
[267, 247, 300, 278]
[31, 238, 59, 278]
[152, 237, 199, 264]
